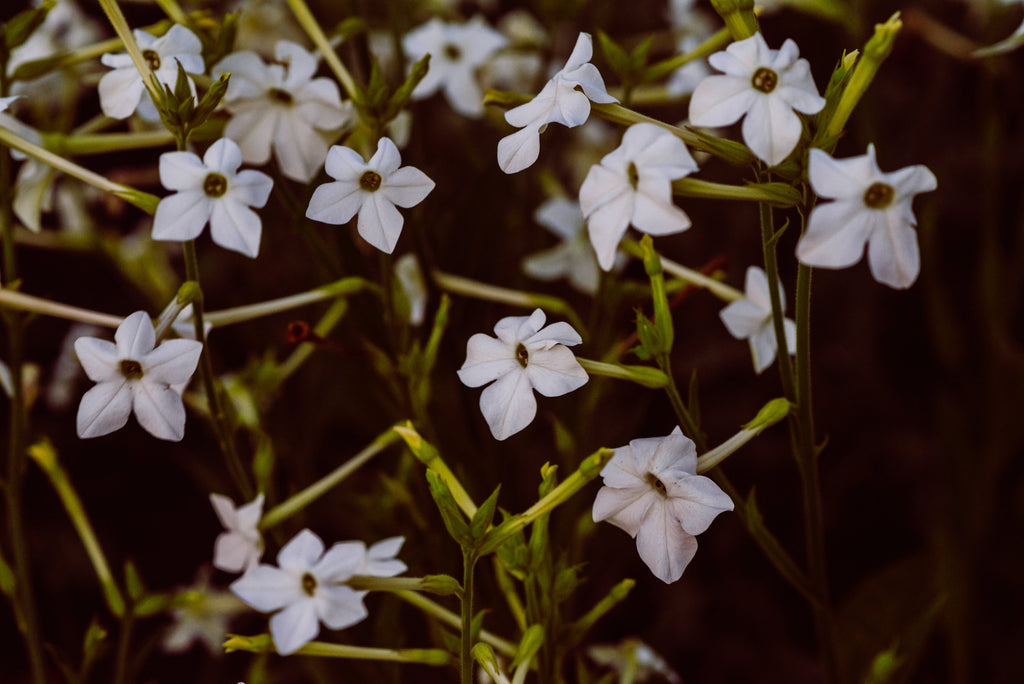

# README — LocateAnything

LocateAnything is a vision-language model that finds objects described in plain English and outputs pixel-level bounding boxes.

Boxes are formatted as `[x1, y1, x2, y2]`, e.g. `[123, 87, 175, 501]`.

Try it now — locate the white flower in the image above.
[457, 309, 588, 440]
[212, 41, 352, 182]
[592, 427, 734, 583]
[210, 493, 265, 573]
[497, 32, 617, 174]
[521, 197, 611, 295]
[358, 537, 408, 577]
[163, 567, 246, 654]
[0, 95, 21, 112]
[719, 266, 796, 374]
[689, 32, 824, 166]
[230, 528, 369, 655]
[152, 137, 274, 258]
[796, 145, 937, 289]
[588, 638, 682, 684]
[305, 137, 435, 254]
[9, 0, 103, 102]
[98, 25, 204, 121]
[402, 16, 508, 117]
[579, 122, 698, 271]
[394, 253, 428, 326]
[75, 311, 202, 441]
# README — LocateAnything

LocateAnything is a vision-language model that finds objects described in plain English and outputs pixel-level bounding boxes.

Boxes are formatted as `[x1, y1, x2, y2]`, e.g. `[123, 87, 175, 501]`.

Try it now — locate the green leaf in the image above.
[3, 1, 54, 52]
[629, 36, 653, 72]
[124, 560, 145, 602]
[425, 470, 471, 547]
[471, 486, 501, 540]
[596, 31, 629, 77]
[385, 53, 431, 121]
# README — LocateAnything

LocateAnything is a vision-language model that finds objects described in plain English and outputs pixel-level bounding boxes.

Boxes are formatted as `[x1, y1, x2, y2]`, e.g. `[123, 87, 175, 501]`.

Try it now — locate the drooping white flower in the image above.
[230, 529, 369, 655]
[98, 25, 204, 121]
[521, 197, 610, 295]
[305, 137, 435, 254]
[497, 32, 618, 174]
[796, 145, 937, 289]
[152, 137, 274, 258]
[457, 308, 588, 440]
[579, 122, 698, 271]
[665, 0, 717, 97]
[588, 638, 682, 684]
[689, 32, 824, 165]
[592, 427, 734, 583]
[394, 253, 428, 326]
[719, 266, 796, 374]
[402, 16, 508, 117]
[210, 493, 265, 573]
[163, 566, 246, 654]
[212, 41, 352, 182]
[75, 311, 202, 441]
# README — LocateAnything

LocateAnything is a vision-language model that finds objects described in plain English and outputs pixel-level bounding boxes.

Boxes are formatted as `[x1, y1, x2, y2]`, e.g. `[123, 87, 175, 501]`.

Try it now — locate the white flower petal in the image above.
[153, 193, 212, 242]
[156, 24, 203, 59]
[807, 147, 876, 200]
[719, 299, 767, 339]
[231, 169, 274, 208]
[270, 599, 319, 655]
[356, 192, 404, 254]
[631, 190, 691, 236]
[585, 189, 634, 272]
[592, 485, 656, 536]
[524, 346, 588, 397]
[667, 474, 735, 535]
[635, 502, 699, 583]
[214, 532, 259, 573]
[688, 75, 756, 127]
[741, 95, 802, 166]
[141, 338, 203, 386]
[867, 211, 920, 289]
[306, 181, 365, 225]
[369, 137, 403, 176]
[115, 311, 156, 359]
[504, 80, 557, 128]
[278, 529, 325, 572]
[527, 321, 583, 347]
[74, 337, 119, 383]
[209, 199, 263, 258]
[888, 163, 938, 197]
[314, 541, 365, 583]
[224, 106, 278, 166]
[458, 334, 517, 387]
[381, 166, 434, 208]
[203, 138, 243, 175]
[231, 565, 302, 612]
[76, 381, 132, 438]
[548, 88, 592, 129]
[749, 325, 778, 373]
[797, 200, 876, 269]
[131, 380, 187, 441]
[324, 145, 367, 182]
[159, 151, 207, 191]
[567, 63, 617, 104]
[479, 368, 537, 440]
[277, 40, 319, 88]
[97, 68, 145, 119]
[316, 584, 369, 630]
[272, 116, 328, 182]
[442, 68, 485, 117]
[497, 123, 543, 174]
[534, 197, 584, 240]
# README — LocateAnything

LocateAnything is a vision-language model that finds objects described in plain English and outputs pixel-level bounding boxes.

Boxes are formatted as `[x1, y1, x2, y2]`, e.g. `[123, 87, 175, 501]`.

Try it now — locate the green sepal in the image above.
[511, 624, 544, 669]
[426, 470, 471, 547]
[554, 561, 583, 603]
[123, 559, 145, 602]
[193, 72, 231, 128]
[596, 31, 630, 77]
[470, 486, 501, 540]
[2, 1, 54, 53]
[632, 311, 660, 361]
[332, 17, 366, 41]
[385, 54, 431, 122]
[81, 617, 108, 678]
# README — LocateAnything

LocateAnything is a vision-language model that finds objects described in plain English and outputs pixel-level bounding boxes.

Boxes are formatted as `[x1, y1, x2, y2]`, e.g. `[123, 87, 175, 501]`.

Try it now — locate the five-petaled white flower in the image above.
[579, 123, 698, 271]
[592, 427, 734, 583]
[305, 137, 435, 254]
[521, 197, 611, 295]
[212, 41, 352, 182]
[689, 32, 824, 166]
[402, 16, 508, 117]
[719, 266, 796, 374]
[152, 137, 274, 258]
[230, 528, 370, 655]
[497, 32, 617, 174]
[75, 311, 202, 441]
[210, 493, 265, 573]
[796, 145, 937, 289]
[99, 25, 204, 122]
[457, 309, 588, 441]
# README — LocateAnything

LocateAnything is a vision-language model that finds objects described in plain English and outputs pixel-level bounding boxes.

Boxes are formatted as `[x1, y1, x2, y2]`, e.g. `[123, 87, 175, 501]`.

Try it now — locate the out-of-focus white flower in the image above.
[403, 16, 508, 117]
[588, 637, 682, 684]
[497, 33, 617, 174]
[665, 0, 717, 97]
[163, 566, 247, 654]
[689, 32, 824, 165]
[212, 41, 352, 182]
[230, 529, 371, 655]
[521, 197, 611, 295]
[210, 493, 265, 573]
[152, 137, 274, 258]
[579, 123, 698, 271]
[46, 323, 102, 412]
[394, 253, 427, 326]
[796, 145, 937, 289]
[593, 427, 733, 583]
[306, 137, 435, 254]
[75, 311, 202, 441]
[457, 309, 588, 440]
[0, 95, 19, 111]
[358, 537, 408, 577]
[719, 266, 796, 374]
[98, 25, 204, 121]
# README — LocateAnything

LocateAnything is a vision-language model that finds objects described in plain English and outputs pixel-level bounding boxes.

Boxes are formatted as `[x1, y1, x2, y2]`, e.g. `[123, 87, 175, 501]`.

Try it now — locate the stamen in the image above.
[360, 171, 383, 192]
[645, 472, 668, 495]
[515, 343, 529, 368]
[751, 67, 778, 94]
[627, 162, 640, 189]
[142, 49, 161, 71]
[862, 182, 895, 209]
[268, 88, 294, 105]
[120, 359, 144, 380]
[301, 572, 317, 596]
[203, 173, 228, 198]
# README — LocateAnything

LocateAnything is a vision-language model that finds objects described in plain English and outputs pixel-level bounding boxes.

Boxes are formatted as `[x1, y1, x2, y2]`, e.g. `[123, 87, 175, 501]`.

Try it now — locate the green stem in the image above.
[461, 551, 477, 684]
[44, 130, 176, 155]
[182, 241, 252, 499]
[576, 358, 668, 388]
[112, 608, 135, 684]
[394, 591, 517, 657]
[0, 289, 124, 327]
[259, 430, 400, 529]
[621, 239, 742, 302]
[662, 371, 706, 452]
[284, 0, 358, 99]
[204, 277, 376, 327]
[758, 197, 797, 402]
[224, 633, 453, 664]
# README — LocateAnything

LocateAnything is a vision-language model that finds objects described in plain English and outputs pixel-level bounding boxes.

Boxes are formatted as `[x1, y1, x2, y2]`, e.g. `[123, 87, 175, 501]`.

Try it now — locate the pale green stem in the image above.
[153, 0, 189, 24]
[394, 423, 478, 518]
[564, 579, 635, 646]
[492, 557, 528, 632]
[758, 195, 797, 402]
[461, 552, 477, 684]
[347, 574, 460, 596]
[577, 358, 668, 388]
[642, 26, 733, 82]
[204, 277, 376, 327]
[259, 430, 400, 529]
[28, 442, 125, 617]
[479, 449, 614, 555]
[0, 289, 124, 328]
[224, 634, 453, 665]
[672, 177, 801, 207]
[431, 270, 585, 334]
[0, 126, 159, 213]
[96, 0, 165, 108]
[622, 239, 743, 302]
[44, 130, 176, 156]
[395, 591, 518, 657]
[284, 0, 358, 99]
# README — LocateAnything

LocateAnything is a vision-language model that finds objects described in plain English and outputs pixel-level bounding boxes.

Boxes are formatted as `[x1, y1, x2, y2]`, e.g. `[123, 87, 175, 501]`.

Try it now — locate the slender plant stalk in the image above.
[758, 196, 797, 401]
[394, 590, 517, 657]
[461, 551, 477, 684]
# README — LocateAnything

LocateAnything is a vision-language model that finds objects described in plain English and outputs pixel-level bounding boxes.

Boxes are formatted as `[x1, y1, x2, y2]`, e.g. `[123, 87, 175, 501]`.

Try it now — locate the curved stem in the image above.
[460, 552, 477, 684]
[758, 196, 797, 402]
